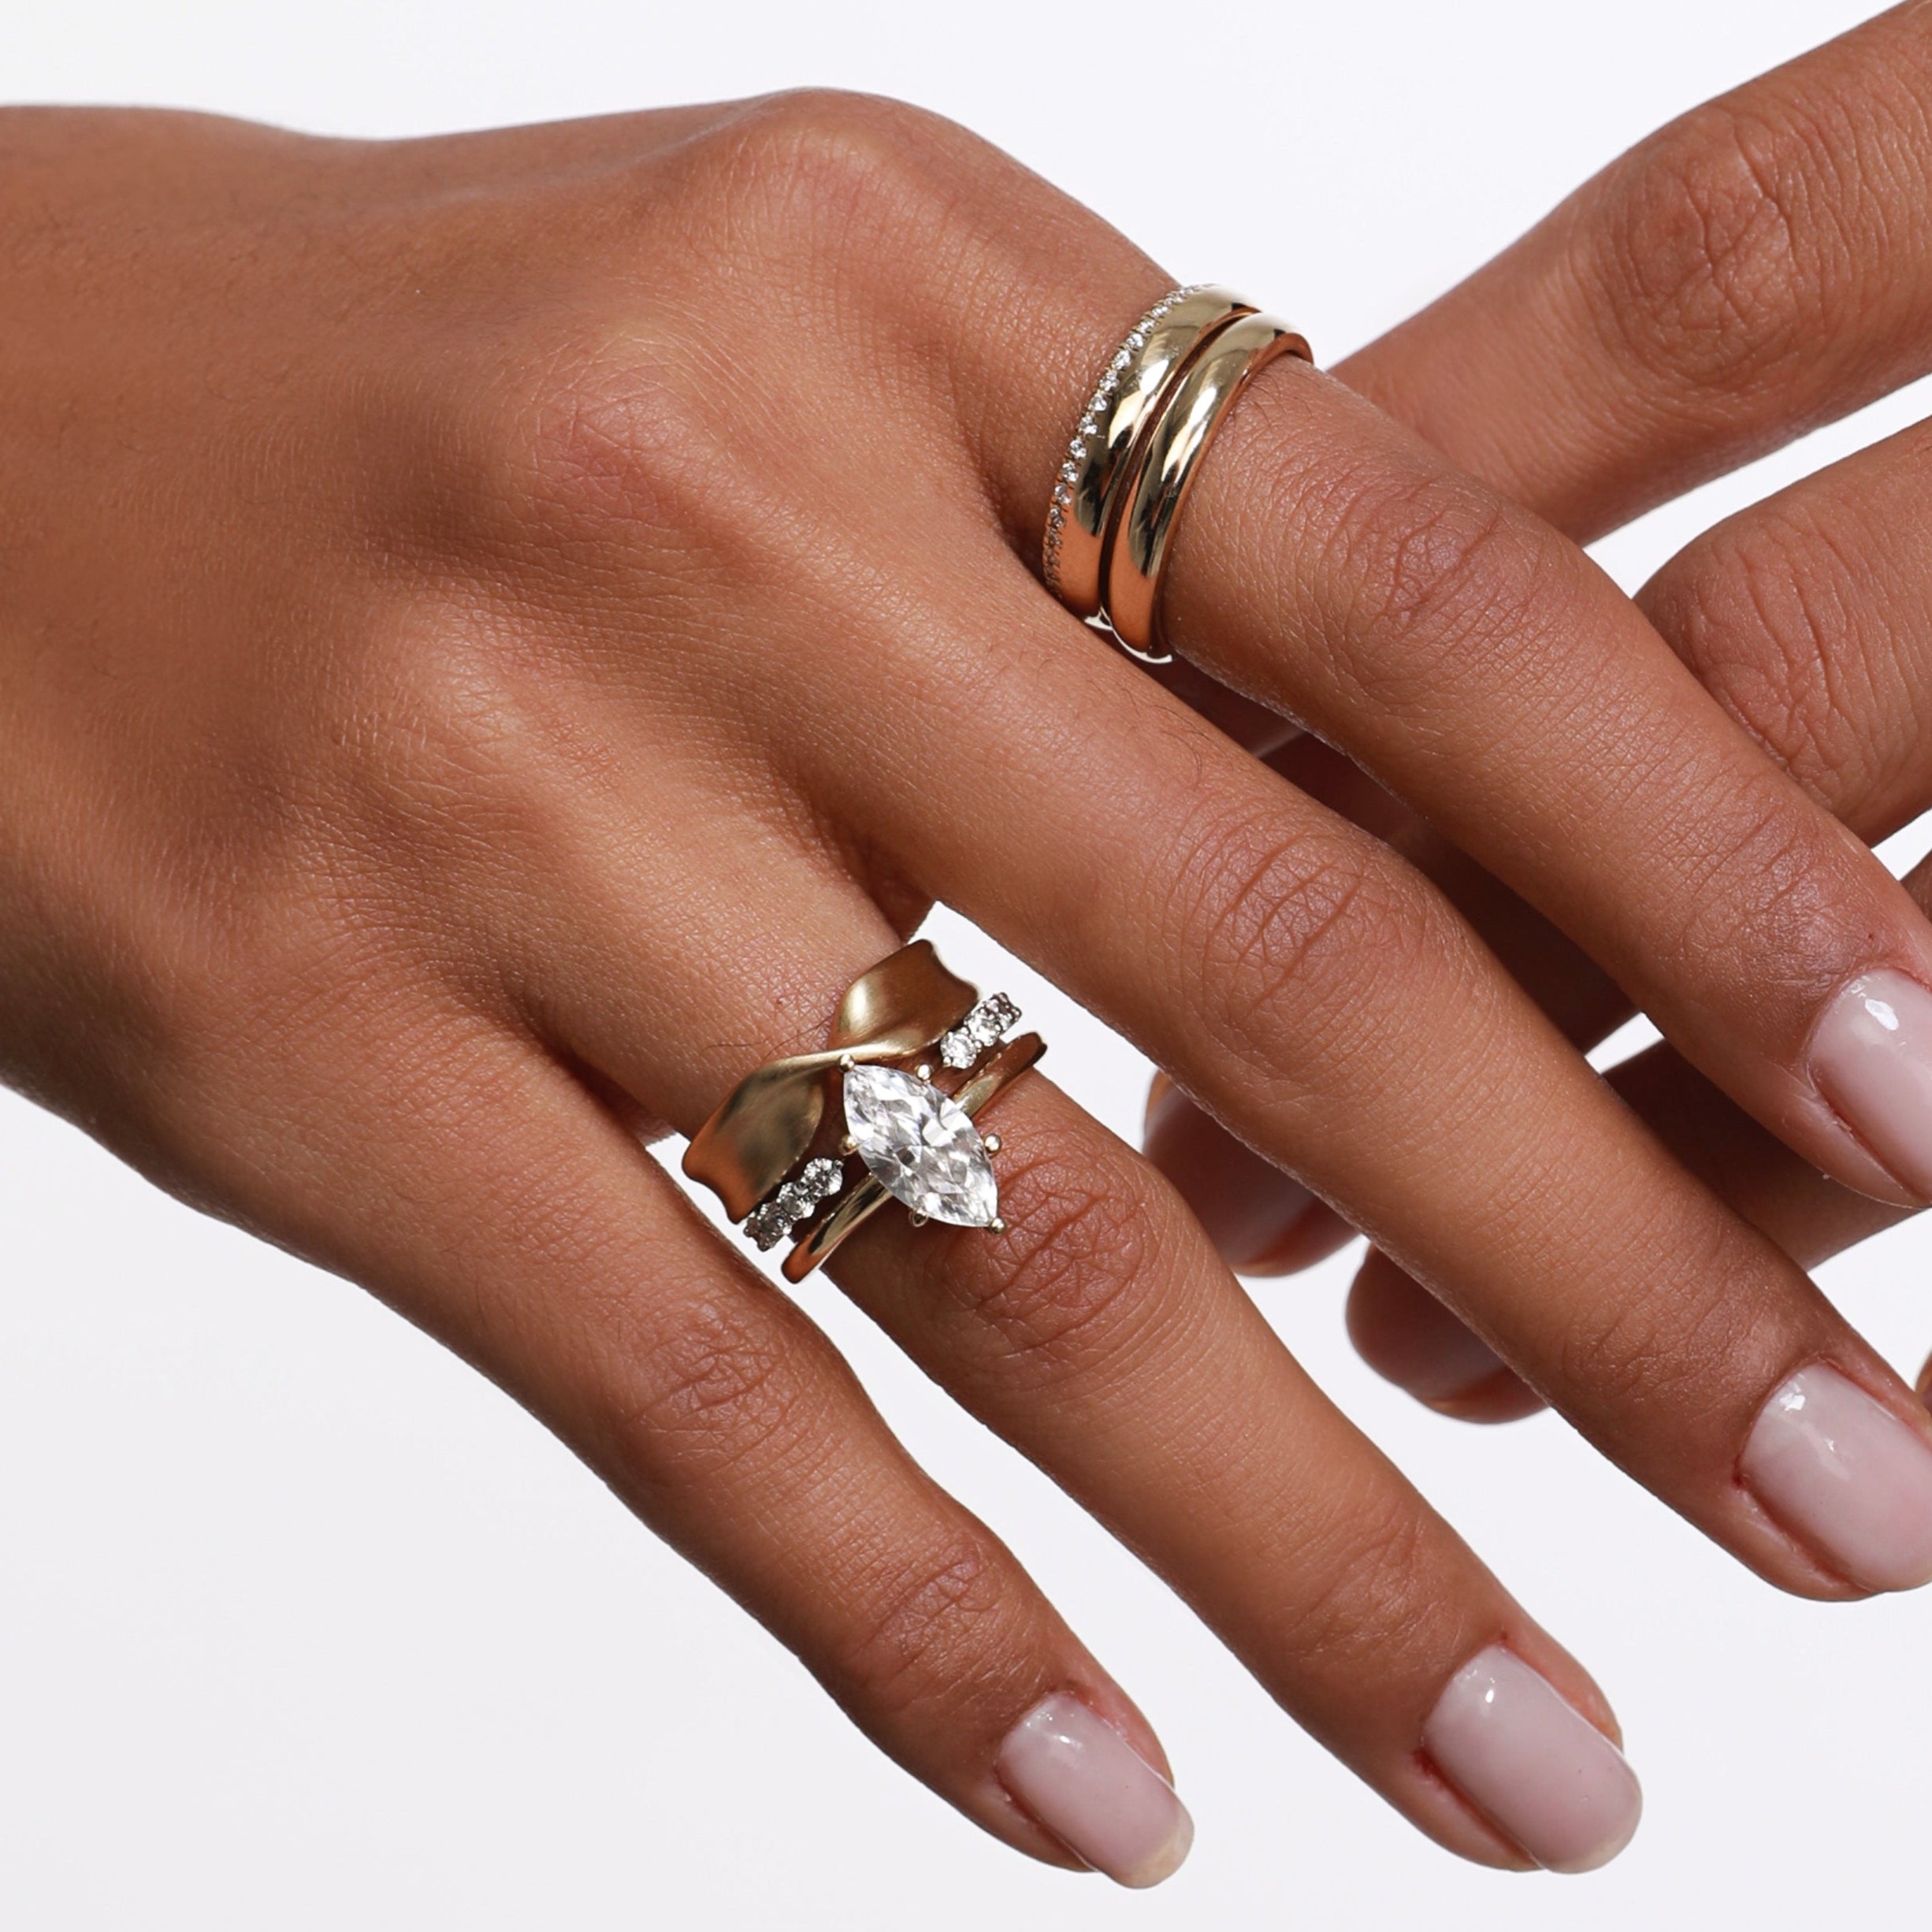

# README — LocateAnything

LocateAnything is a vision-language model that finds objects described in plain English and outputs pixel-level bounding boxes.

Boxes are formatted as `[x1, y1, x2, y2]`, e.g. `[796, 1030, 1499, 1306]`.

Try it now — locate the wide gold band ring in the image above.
[1043, 284, 1254, 619]
[1042, 286, 1313, 664]
[1104, 310, 1312, 662]
[682, 941, 1044, 1283]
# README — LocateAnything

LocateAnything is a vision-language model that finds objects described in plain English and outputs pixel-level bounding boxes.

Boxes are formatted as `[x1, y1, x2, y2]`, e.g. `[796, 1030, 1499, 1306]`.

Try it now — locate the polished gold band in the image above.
[1104, 310, 1312, 662]
[1042, 286, 1313, 665]
[682, 941, 1043, 1281]
[1043, 285, 1254, 619]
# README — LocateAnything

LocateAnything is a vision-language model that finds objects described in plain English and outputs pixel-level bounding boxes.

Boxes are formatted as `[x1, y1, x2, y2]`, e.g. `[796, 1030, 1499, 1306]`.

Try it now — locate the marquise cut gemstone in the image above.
[842, 1065, 998, 1227]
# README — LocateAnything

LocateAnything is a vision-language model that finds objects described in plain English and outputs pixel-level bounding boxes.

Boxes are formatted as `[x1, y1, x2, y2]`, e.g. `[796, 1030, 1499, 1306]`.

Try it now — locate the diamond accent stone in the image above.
[1044, 288, 1209, 588]
[842, 1066, 998, 1228]
[938, 991, 1021, 1070]
[744, 1156, 844, 1251]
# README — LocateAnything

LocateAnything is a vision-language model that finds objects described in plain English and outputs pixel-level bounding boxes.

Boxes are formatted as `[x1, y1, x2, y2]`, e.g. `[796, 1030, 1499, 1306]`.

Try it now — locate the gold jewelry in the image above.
[1043, 285, 1254, 622]
[683, 941, 1044, 1282]
[1103, 310, 1312, 663]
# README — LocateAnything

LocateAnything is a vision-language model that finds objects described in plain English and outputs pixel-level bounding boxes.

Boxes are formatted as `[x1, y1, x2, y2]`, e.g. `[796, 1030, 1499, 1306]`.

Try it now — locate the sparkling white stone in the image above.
[939, 992, 1021, 1070]
[744, 1156, 844, 1250]
[842, 1065, 999, 1228]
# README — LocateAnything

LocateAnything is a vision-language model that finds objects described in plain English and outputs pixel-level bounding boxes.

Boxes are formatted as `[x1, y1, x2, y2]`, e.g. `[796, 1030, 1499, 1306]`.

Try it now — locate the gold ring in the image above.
[1043, 285, 1254, 622]
[1103, 310, 1313, 663]
[682, 941, 1044, 1282]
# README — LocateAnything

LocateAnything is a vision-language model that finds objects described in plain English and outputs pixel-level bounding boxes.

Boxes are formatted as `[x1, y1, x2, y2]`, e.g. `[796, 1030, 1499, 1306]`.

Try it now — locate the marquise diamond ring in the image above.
[683, 942, 1044, 1281]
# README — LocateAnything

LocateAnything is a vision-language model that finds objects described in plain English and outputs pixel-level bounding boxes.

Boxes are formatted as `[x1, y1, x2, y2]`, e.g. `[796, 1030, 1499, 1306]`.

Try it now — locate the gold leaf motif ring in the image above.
[682, 941, 1045, 1283]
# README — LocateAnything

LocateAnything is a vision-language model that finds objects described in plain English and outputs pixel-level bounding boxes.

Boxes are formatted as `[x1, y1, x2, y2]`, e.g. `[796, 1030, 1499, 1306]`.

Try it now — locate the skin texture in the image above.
[4, 28, 1932, 1874]
[1148, 0, 1932, 1422]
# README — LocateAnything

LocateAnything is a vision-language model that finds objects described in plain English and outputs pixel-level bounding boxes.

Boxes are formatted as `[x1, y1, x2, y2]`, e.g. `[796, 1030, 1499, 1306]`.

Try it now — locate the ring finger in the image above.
[503, 738, 1645, 1873]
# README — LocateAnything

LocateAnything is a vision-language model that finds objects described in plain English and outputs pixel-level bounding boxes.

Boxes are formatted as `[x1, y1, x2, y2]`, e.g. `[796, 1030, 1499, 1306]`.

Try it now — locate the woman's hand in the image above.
[1150, 1, 1932, 1429]
[5, 87, 1929, 1878]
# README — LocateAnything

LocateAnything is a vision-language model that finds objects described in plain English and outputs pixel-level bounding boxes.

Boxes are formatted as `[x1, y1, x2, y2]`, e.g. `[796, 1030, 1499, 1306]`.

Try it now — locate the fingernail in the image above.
[1422, 1647, 1641, 1874]
[1142, 1083, 1323, 1272]
[1741, 1362, 1932, 1592]
[997, 1694, 1194, 1888]
[1810, 970, 1932, 1199]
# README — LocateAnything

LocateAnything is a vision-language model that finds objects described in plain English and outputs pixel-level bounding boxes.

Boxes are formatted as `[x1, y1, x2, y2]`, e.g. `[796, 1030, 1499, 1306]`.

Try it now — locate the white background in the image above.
[2, 1, 1927, 1926]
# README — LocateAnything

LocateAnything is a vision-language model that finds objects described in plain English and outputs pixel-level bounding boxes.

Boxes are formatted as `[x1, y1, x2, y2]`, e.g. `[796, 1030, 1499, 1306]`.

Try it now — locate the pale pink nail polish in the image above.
[997, 1694, 1193, 1888]
[1810, 970, 1932, 1198]
[1422, 1647, 1640, 1874]
[1741, 1363, 1932, 1592]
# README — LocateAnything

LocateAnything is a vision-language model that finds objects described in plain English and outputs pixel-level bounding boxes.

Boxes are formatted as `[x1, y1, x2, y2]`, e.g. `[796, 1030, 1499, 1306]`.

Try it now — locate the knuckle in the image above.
[296, 600, 572, 913]
[608, 1295, 819, 1486]
[828, 1529, 1016, 1718]
[1645, 515, 1878, 808]
[460, 326, 749, 559]
[966, 1123, 1161, 1373]
[1660, 760, 1868, 999]
[1317, 470, 1562, 705]
[693, 87, 975, 256]
[1553, 1217, 1773, 1436]
[1592, 98, 1856, 392]
[1273, 1484, 1445, 1677]
[1171, 807, 1432, 1067]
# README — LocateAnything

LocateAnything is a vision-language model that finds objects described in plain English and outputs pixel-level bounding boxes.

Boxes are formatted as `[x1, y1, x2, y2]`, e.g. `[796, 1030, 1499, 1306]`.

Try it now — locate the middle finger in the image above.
[802, 515, 1932, 1599]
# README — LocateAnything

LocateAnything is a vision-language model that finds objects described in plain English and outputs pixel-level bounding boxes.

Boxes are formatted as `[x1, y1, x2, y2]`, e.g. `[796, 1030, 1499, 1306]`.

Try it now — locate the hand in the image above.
[3, 89, 1926, 1880]
[1150, 3, 1932, 1432]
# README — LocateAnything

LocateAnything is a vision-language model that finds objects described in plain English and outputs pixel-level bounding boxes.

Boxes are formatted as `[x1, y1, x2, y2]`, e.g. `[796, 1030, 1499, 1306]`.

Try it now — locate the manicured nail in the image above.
[1741, 1363, 1932, 1592]
[1422, 1647, 1641, 1874]
[997, 1694, 1193, 1888]
[1810, 970, 1932, 1199]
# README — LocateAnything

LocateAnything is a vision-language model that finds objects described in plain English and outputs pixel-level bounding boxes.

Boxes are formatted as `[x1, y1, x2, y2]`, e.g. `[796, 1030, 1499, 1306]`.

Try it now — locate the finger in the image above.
[1638, 414, 1932, 847]
[1355, 854, 1932, 1426]
[1162, 412, 1932, 1384]
[1145, 733, 1629, 1280]
[797, 478, 1932, 1601]
[520, 788, 1644, 1872]
[1343, 3, 1932, 540]
[1346, 1031, 1902, 1422]
[827, 1068, 1644, 1873]
[1157, 355, 1932, 1209]
[1142, 1069, 1354, 1276]
[191, 973, 1195, 1886]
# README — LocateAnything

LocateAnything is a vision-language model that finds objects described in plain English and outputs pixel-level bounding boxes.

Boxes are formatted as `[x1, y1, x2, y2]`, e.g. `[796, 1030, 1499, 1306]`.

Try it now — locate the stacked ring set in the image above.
[689, 288, 1312, 1267]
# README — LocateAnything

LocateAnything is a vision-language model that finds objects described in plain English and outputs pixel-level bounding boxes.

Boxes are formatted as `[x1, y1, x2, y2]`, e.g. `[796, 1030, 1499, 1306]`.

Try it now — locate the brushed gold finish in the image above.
[682, 940, 976, 1220]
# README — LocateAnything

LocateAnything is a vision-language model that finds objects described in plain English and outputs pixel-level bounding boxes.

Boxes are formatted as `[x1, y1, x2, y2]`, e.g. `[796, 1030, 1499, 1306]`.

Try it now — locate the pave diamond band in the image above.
[745, 1157, 845, 1250]
[1042, 284, 1313, 663]
[682, 942, 1045, 1281]
[1042, 285, 1246, 630]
